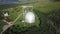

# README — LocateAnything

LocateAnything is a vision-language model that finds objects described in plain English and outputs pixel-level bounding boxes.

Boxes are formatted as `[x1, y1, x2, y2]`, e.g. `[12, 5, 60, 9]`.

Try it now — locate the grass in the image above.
[33, 2, 60, 13]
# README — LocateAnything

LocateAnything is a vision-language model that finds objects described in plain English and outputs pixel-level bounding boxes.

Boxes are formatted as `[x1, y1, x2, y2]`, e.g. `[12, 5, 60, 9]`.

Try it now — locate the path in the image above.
[0, 13, 22, 34]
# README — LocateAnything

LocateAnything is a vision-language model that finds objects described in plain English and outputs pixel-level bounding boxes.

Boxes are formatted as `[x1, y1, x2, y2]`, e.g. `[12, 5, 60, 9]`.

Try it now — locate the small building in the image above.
[4, 12, 9, 17]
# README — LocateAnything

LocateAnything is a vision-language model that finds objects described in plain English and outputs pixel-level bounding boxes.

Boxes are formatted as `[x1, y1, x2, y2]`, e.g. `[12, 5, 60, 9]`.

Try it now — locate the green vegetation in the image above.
[0, 21, 6, 32]
[0, 11, 7, 32]
[0, 11, 3, 20]
[0, 0, 60, 34]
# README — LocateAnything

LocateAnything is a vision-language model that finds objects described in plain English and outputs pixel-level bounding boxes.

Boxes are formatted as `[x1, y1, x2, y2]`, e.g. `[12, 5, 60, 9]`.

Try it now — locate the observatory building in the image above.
[22, 6, 35, 23]
[25, 12, 35, 23]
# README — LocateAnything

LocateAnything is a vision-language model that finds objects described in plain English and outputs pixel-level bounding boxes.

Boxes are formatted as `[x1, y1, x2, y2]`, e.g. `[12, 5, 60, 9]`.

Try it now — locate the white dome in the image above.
[25, 12, 35, 23]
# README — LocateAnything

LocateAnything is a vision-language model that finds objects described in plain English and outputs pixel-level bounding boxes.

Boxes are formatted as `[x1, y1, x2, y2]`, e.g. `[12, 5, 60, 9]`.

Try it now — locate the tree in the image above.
[49, 9, 60, 34]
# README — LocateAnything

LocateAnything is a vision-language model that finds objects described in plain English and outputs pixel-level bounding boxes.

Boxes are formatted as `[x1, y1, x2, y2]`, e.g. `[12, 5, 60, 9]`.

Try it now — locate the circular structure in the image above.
[25, 12, 35, 23]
